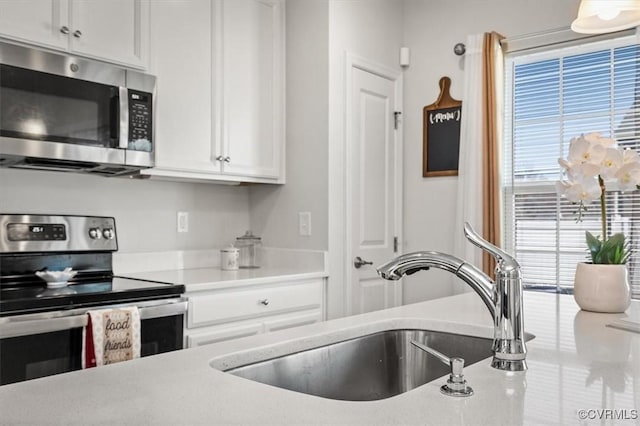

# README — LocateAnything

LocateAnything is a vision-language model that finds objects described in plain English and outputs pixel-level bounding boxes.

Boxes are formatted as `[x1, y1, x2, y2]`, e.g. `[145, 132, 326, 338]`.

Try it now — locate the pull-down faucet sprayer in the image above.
[376, 223, 527, 371]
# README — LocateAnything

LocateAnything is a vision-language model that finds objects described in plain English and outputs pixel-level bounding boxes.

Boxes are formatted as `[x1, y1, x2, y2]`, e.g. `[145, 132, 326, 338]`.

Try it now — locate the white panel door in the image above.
[350, 67, 401, 315]
[69, 0, 148, 68]
[0, 0, 69, 50]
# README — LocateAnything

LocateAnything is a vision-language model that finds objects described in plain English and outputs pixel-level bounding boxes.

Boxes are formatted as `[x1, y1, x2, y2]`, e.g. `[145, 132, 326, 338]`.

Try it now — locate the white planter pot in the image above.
[573, 263, 631, 313]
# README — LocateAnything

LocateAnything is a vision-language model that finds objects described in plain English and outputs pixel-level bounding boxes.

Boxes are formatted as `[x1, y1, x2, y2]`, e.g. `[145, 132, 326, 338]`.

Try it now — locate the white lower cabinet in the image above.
[185, 278, 325, 348]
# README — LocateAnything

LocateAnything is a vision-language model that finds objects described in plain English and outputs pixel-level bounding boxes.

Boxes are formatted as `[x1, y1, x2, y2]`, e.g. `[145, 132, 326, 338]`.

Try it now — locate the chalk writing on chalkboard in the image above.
[423, 77, 462, 177]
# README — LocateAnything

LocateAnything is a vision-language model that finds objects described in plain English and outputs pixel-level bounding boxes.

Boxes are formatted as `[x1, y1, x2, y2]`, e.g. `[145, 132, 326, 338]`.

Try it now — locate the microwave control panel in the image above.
[128, 90, 153, 146]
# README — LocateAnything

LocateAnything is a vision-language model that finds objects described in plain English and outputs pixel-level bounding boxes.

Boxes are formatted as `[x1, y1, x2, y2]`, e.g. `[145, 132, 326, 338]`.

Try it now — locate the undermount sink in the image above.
[223, 329, 493, 401]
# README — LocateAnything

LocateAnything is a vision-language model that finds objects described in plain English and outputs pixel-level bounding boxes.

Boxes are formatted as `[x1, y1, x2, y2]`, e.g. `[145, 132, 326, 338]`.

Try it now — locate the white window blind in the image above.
[504, 34, 640, 298]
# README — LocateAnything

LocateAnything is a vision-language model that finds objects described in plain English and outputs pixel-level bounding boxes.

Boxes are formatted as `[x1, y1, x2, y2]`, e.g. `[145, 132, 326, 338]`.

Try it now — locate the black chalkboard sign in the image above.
[423, 77, 462, 177]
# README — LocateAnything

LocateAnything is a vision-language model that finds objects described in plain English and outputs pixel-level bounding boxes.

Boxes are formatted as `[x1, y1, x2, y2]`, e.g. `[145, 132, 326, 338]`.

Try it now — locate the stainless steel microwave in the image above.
[0, 41, 156, 176]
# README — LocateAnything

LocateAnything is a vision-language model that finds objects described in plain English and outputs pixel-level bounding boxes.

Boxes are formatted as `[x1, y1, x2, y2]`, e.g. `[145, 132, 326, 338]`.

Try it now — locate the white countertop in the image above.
[122, 266, 328, 292]
[1, 292, 639, 425]
[114, 247, 328, 292]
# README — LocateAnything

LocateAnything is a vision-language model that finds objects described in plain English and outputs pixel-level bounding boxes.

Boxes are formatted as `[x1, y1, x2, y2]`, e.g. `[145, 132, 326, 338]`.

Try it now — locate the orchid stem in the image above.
[599, 175, 607, 241]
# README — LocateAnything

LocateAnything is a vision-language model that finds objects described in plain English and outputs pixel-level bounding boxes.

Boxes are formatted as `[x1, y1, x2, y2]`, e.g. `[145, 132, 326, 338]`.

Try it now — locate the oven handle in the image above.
[0, 299, 187, 339]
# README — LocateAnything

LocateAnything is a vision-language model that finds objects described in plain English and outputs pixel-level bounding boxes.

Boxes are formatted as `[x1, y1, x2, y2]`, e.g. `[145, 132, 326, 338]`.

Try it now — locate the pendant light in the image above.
[571, 0, 640, 34]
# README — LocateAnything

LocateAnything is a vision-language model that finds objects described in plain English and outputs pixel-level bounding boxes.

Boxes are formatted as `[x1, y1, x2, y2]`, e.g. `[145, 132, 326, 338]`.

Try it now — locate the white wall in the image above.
[0, 169, 250, 253]
[249, 0, 329, 251]
[328, 0, 404, 318]
[401, 0, 581, 303]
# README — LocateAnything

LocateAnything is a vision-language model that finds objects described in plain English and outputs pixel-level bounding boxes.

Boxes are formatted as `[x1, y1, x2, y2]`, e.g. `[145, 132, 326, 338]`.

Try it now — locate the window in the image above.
[503, 34, 640, 298]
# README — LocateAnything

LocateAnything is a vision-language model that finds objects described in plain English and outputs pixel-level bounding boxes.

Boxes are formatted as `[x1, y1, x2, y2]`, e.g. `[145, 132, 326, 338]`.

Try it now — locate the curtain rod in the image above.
[501, 26, 636, 53]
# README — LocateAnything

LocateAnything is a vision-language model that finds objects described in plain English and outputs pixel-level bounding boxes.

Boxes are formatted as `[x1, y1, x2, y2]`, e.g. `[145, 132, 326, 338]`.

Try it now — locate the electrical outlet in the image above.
[299, 212, 311, 236]
[177, 212, 189, 233]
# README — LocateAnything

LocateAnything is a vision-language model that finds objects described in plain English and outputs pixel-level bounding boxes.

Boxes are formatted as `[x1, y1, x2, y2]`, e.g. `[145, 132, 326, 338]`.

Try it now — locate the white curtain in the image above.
[452, 34, 485, 292]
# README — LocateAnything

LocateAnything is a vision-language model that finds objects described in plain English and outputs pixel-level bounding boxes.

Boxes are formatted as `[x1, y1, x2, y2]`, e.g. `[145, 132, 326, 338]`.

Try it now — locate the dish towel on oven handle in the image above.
[82, 306, 141, 368]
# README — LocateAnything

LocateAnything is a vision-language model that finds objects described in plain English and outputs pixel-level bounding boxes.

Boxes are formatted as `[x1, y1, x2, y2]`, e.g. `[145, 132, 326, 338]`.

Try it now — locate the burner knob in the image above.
[102, 228, 115, 240]
[88, 228, 102, 239]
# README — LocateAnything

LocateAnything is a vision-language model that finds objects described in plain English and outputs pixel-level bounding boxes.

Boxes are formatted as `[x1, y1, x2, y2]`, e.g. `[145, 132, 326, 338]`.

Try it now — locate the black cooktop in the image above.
[0, 277, 185, 316]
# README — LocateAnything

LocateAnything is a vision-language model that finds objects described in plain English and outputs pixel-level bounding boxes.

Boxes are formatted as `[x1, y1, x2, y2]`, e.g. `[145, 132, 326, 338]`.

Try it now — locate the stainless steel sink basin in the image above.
[225, 329, 493, 401]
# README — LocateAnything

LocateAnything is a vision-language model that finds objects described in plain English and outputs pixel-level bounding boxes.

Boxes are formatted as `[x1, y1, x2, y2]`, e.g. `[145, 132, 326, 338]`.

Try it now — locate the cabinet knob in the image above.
[73, 30, 82, 38]
[60, 26, 70, 34]
[215, 155, 224, 162]
[224, 156, 231, 163]
[259, 299, 269, 306]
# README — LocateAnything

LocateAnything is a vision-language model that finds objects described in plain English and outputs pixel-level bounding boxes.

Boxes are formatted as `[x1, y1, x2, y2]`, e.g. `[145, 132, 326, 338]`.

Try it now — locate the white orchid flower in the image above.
[600, 147, 624, 179]
[615, 162, 640, 191]
[556, 176, 602, 203]
[623, 148, 639, 165]
[567, 137, 606, 169]
[571, 162, 601, 178]
[584, 132, 615, 147]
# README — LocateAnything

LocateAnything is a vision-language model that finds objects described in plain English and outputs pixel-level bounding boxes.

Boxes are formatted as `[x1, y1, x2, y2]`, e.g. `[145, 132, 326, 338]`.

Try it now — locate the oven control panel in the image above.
[0, 215, 118, 253]
[7, 223, 66, 241]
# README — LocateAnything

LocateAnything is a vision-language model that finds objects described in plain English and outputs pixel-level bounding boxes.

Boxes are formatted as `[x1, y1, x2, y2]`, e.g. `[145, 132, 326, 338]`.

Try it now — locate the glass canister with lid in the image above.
[235, 230, 262, 268]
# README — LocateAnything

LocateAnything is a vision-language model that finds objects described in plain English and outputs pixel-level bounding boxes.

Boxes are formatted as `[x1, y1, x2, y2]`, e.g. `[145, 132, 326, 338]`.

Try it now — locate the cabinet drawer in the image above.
[188, 279, 322, 328]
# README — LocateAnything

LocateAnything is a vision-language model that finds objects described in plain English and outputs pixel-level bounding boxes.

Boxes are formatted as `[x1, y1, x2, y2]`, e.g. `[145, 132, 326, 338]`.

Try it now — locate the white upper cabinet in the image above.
[0, 0, 69, 51]
[68, 0, 148, 68]
[147, 0, 214, 173]
[214, 0, 284, 180]
[0, 0, 149, 69]
[146, 0, 285, 184]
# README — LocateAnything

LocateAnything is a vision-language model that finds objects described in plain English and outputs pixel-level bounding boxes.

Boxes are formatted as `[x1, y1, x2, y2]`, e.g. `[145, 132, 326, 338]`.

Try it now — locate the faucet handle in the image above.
[463, 222, 520, 272]
[410, 340, 474, 397]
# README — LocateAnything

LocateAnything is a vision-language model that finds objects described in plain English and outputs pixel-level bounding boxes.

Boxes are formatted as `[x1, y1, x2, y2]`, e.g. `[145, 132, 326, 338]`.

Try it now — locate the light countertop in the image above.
[114, 247, 328, 292]
[1, 292, 639, 425]
[122, 266, 328, 292]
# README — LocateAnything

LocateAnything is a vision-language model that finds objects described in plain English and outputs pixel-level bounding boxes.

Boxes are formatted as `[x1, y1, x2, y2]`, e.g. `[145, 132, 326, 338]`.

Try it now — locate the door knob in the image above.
[354, 256, 373, 269]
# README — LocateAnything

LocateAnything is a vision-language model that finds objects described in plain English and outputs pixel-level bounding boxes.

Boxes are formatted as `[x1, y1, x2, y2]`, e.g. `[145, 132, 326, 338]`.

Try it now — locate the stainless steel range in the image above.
[0, 214, 186, 385]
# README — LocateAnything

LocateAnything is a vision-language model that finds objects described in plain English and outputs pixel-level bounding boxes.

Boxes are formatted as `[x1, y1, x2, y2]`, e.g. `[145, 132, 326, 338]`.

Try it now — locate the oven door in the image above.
[0, 299, 186, 386]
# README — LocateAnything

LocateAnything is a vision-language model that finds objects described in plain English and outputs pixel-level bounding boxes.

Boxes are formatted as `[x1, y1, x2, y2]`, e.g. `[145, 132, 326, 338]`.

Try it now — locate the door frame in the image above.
[342, 53, 404, 316]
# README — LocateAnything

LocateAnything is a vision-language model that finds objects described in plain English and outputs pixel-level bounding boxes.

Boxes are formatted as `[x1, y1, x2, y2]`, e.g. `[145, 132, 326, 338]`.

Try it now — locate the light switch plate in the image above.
[299, 212, 311, 236]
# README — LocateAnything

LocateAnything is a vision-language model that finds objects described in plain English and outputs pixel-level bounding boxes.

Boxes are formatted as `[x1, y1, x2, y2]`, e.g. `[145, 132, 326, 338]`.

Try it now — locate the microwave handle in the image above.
[119, 87, 129, 149]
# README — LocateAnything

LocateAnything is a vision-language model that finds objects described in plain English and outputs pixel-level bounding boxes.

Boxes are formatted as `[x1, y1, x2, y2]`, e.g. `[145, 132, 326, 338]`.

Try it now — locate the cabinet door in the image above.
[186, 322, 262, 348]
[69, 0, 148, 68]
[0, 0, 69, 50]
[263, 310, 323, 333]
[148, 0, 218, 172]
[215, 0, 284, 179]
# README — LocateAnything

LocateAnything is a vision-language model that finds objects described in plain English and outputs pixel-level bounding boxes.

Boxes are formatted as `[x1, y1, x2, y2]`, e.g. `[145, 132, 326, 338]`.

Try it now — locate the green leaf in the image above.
[585, 231, 602, 263]
[588, 232, 629, 264]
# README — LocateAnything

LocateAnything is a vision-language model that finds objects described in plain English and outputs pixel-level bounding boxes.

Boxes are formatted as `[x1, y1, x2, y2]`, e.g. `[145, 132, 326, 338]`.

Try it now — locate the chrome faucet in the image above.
[377, 223, 527, 371]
